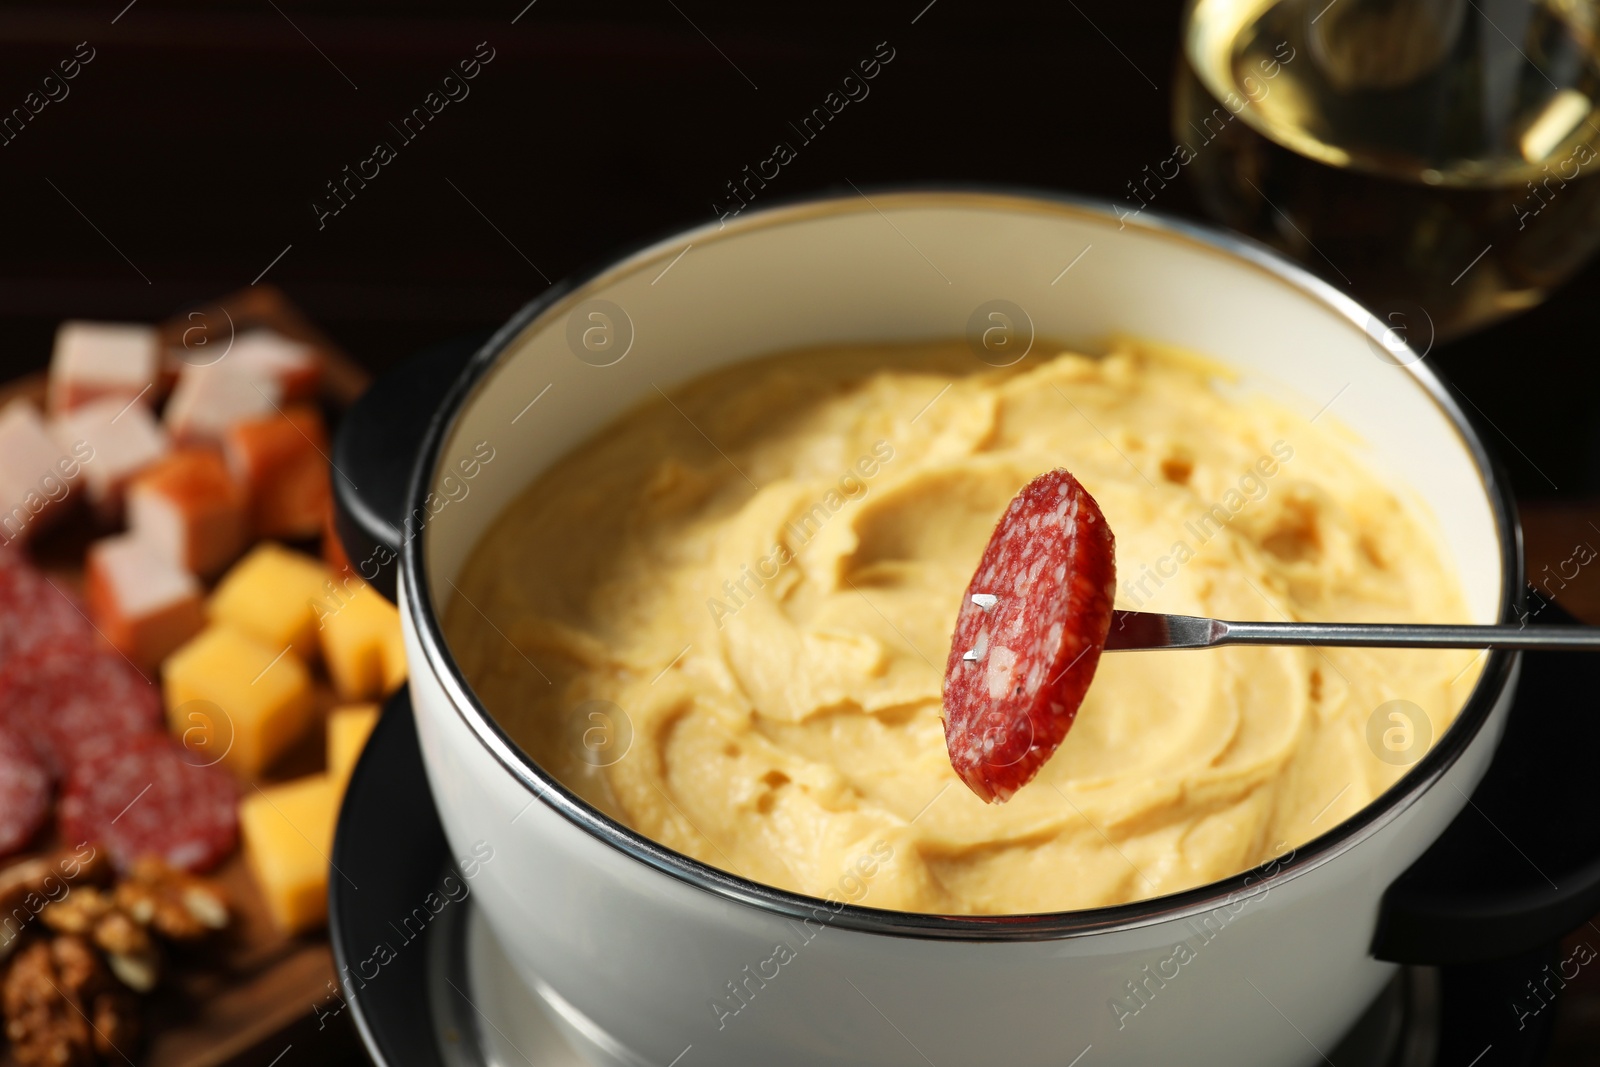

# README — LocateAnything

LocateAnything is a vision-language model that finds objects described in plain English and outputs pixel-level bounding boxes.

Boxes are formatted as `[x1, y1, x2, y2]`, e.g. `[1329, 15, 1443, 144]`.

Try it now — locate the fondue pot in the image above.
[330, 191, 1600, 1067]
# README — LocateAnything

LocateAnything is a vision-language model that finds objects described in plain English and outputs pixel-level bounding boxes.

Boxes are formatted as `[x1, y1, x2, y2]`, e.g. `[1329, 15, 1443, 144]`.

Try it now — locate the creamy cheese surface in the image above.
[444, 341, 1480, 914]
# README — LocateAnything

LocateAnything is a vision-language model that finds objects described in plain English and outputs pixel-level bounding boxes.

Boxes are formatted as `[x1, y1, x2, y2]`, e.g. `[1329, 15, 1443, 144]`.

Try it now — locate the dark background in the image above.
[0, 0, 1594, 499]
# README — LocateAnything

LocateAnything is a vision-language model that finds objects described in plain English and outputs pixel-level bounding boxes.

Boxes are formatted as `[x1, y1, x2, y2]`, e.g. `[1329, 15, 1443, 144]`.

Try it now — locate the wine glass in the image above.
[1172, 0, 1600, 345]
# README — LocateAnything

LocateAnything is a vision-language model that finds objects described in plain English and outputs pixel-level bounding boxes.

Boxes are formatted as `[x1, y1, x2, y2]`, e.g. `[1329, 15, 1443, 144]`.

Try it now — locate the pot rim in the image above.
[400, 187, 1523, 942]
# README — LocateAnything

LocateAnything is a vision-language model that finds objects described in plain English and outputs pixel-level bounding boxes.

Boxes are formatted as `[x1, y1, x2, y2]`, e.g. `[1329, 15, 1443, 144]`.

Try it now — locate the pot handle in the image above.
[1372, 613, 1600, 964]
[331, 332, 489, 602]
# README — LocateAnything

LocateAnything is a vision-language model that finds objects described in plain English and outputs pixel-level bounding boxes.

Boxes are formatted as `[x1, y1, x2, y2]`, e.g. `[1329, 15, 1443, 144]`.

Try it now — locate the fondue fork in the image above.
[1102, 610, 1600, 652]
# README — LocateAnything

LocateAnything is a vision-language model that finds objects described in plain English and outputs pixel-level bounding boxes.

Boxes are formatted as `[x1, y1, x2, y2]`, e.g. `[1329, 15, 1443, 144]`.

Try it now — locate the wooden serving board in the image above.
[1, 287, 371, 1067]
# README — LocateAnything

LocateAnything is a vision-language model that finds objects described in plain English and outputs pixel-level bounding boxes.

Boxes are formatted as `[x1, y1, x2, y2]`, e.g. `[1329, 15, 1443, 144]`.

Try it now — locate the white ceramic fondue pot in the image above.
[357, 191, 1595, 1067]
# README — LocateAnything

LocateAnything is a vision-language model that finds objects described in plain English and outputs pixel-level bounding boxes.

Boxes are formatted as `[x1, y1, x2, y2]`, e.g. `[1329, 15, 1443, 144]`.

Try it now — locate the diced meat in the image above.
[225, 330, 323, 402]
[86, 534, 205, 673]
[164, 363, 284, 446]
[158, 285, 336, 399]
[0, 726, 49, 858]
[0, 640, 164, 778]
[126, 449, 249, 578]
[0, 400, 85, 545]
[942, 469, 1117, 803]
[47, 321, 160, 415]
[223, 405, 331, 540]
[59, 734, 237, 873]
[49, 397, 170, 520]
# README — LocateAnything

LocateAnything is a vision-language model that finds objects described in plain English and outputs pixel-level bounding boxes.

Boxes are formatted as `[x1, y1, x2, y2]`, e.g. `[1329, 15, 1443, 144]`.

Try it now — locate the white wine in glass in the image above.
[1174, 0, 1600, 339]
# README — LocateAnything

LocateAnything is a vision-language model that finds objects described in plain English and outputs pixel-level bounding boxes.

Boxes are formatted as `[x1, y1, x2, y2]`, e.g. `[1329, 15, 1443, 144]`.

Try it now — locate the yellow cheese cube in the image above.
[210, 542, 334, 660]
[319, 580, 407, 700]
[239, 774, 337, 935]
[163, 624, 314, 779]
[327, 703, 380, 789]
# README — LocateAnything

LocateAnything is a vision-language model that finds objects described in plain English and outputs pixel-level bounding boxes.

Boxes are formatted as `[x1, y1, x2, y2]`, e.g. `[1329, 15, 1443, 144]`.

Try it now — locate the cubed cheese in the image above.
[127, 449, 249, 578]
[210, 543, 334, 661]
[164, 362, 283, 445]
[48, 321, 160, 414]
[327, 703, 380, 789]
[223, 404, 330, 539]
[319, 580, 406, 701]
[239, 774, 337, 935]
[227, 330, 323, 402]
[86, 533, 205, 672]
[50, 395, 170, 518]
[0, 399, 83, 544]
[163, 624, 314, 780]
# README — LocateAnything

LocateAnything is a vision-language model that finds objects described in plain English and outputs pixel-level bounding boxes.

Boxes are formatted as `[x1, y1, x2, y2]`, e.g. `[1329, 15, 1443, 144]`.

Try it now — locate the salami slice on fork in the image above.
[942, 469, 1117, 803]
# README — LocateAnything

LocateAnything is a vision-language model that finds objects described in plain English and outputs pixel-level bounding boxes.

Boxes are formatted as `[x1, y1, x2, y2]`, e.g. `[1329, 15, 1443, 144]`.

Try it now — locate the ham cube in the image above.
[165, 363, 284, 446]
[0, 400, 85, 545]
[227, 330, 323, 402]
[51, 397, 170, 519]
[87, 533, 205, 672]
[223, 405, 331, 540]
[127, 450, 249, 578]
[49, 321, 160, 414]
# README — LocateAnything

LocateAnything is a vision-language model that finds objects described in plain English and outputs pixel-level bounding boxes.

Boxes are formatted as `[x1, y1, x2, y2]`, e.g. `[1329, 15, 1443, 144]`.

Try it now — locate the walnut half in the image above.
[0, 848, 111, 964]
[39, 889, 160, 995]
[2, 937, 138, 1067]
[113, 857, 229, 942]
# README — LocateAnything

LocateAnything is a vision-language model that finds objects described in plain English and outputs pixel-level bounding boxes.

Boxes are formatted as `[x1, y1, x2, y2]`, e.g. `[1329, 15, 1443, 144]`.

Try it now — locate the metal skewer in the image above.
[1102, 610, 1600, 652]
[957, 595, 1600, 657]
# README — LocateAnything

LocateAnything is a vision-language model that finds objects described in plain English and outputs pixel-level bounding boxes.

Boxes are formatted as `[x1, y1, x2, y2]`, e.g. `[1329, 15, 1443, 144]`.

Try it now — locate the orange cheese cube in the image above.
[86, 534, 205, 672]
[163, 624, 314, 780]
[319, 580, 406, 701]
[239, 774, 337, 934]
[327, 703, 380, 790]
[127, 449, 249, 578]
[209, 543, 334, 661]
[223, 404, 330, 540]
